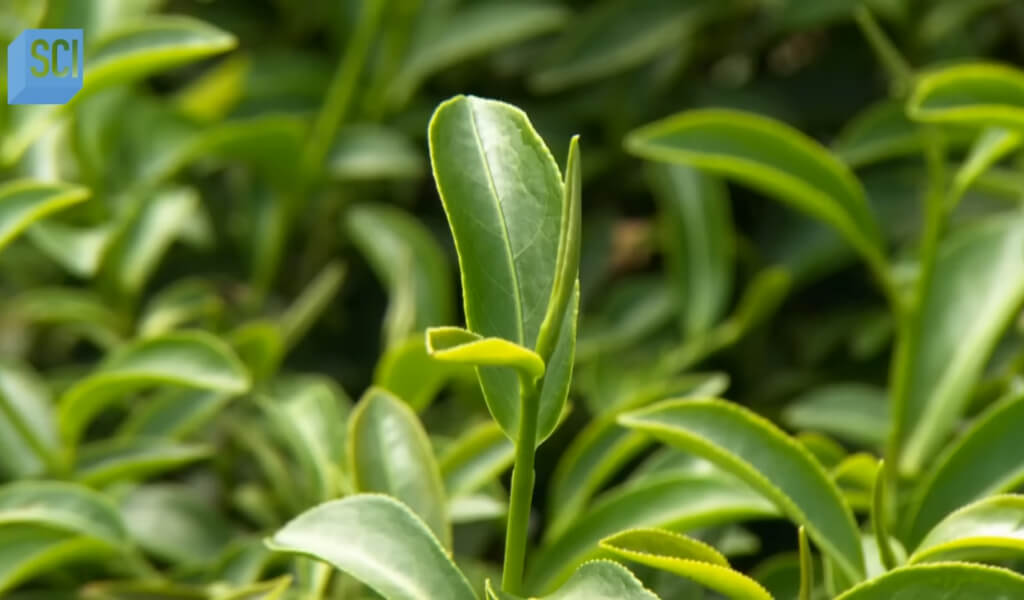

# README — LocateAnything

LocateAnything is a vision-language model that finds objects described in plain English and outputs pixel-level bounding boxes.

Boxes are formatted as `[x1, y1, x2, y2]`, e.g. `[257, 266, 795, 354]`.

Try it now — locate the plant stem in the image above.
[502, 378, 539, 594]
[853, 5, 914, 97]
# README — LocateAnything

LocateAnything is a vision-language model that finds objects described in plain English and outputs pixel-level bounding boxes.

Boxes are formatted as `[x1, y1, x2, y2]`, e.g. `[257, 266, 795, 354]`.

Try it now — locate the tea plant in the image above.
[4, 0, 1024, 599]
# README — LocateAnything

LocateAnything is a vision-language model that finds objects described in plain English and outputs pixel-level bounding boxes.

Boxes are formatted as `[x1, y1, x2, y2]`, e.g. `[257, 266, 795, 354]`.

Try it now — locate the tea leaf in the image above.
[782, 383, 889, 448]
[908, 62, 1024, 129]
[0, 481, 126, 545]
[8, 288, 123, 349]
[280, 261, 346, 350]
[833, 100, 925, 168]
[619, 398, 865, 582]
[267, 495, 477, 600]
[328, 125, 424, 180]
[83, 16, 237, 98]
[952, 127, 1023, 202]
[75, 438, 209, 486]
[526, 472, 777, 593]
[122, 484, 234, 565]
[118, 389, 231, 440]
[0, 527, 115, 595]
[905, 393, 1024, 546]
[625, 110, 887, 290]
[59, 331, 250, 447]
[426, 326, 546, 382]
[348, 388, 450, 548]
[909, 494, 1024, 563]
[27, 221, 112, 278]
[439, 421, 515, 498]
[648, 164, 734, 337]
[429, 94, 575, 443]
[374, 334, 465, 412]
[0, 180, 90, 255]
[137, 279, 224, 338]
[489, 560, 658, 600]
[895, 216, 1024, 476]
[600, 528, 773, 600]
[834, 563, 1024, 599]
[0, 362, 59, 477]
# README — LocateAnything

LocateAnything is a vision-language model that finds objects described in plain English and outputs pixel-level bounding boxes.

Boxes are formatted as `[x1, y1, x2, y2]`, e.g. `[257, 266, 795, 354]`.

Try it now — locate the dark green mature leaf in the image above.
[344, 203, 452, 346]
[0, 180, 90, 255]
[905, 393, 1024, 546]
[782, 383, 889, 448]
[348, 388, 450, 548]
[647, 164, 734, 337]
[526, 472, 777, 593]
[0, 481, 126, 545]
[489, 560, 659, 600]
[910, 494, 1024, 563]
[600, 528, 773, 600]
[267, 495, 477, 600]
[908, 62, 1024, 129]
[834, 563, 1024, 599]
[895, 216, 1024, 476]
[429, 94, 576, 444]
[620, 398, 865, 582]
[59, 331, 250, 447]
[625, 109, 888, 287]
[0, 362, 60, 478]
[388, 4, 568, 106]
[328, 125, 424, 180]
[122, 484, 234, 565]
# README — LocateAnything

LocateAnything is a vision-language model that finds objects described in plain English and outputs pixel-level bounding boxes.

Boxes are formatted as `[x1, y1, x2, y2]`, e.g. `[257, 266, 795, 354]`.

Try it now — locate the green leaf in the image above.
[546, 373, 729, 541]
[9, 287, 125, 349]
[118, 389, 231, 440]
[103, 187, 200, 299]
[782, 383, 889, 448]
[489, 560, 659, 600]
[215, 576, 292, 600]
[83, 15, 237, 98]
[530, 0, 717, 93]
[833, 100, 925, 169]
[439, 420, 515, 498]
[229, 321, 285, 383]
[426, 326, 546, 382]
[280, 261, 346, 350]
[908, 62, 1024, 129]
[59, 331, 250, 447]
[895, 216, 1024, 476]
[600, 528, 773, 600]
[647, 163, 734, 337]
[27, 221, 113, 278]
[625, 109, 888, 289]
[0, 526, 115, 595]
[348, 388, 451, 549]
[0, 361, 60, 478]
[952, 127, 1024, 202]
[619, 398, 865, 582]
[388, 4, 568, 106]
[343, 203, 452, 346]
[137, 279, 224, 338]
[429, 94, 576, 443]
[905, 393, 1024, 546]
[374, 334, 465, 412]
[122, 484, 233, 565]
[834, 563, 1024, 599]
[328, 125, 424, 180]
[74, 438, 211, 486]
[0, 481, 126, 545]
[526, 472, 777, 593]
[0, 180, 90, 255]
[262, 377, 348, 505]
[267, 494, 477, 600]
[910, 494, 1024, 563]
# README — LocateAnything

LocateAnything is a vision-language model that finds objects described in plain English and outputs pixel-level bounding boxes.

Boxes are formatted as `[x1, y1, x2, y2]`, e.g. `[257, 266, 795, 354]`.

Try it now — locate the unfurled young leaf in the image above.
[0, 180, 90, 255]
[426, 326, 546, 383]
[910, 494, 1024, 564]
[59, 331, 250, 447]
[625, 109, 889, 292]
[600, 528, 773, 600]
[489, 560, 659, 600]
[267, 495, 477, 600]
[619, 398, 865, 583]
[908, 62, 1024, 129]
[347, 388, 451, 548]
[834, 563, 1024, 599]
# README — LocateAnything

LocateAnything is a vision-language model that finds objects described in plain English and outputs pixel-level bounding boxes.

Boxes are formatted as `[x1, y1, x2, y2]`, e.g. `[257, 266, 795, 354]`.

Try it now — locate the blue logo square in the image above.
[8, 29, 85, 105]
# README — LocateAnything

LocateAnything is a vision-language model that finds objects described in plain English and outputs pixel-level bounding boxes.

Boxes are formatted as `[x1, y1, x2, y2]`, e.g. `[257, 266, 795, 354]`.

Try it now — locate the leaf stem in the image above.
[502, 378, 539, 594]
[872, 460, 899, 570]
[853, 5, 914, 97]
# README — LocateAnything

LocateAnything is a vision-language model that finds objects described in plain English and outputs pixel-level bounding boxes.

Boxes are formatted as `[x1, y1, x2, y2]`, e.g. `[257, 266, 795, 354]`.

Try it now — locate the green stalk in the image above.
[502, 378, 539, 594]
[853, 5, 914, 97]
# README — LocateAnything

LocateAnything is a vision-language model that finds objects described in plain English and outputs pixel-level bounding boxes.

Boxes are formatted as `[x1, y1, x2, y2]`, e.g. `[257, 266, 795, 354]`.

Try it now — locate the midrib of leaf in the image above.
[466, 103, 526, 345]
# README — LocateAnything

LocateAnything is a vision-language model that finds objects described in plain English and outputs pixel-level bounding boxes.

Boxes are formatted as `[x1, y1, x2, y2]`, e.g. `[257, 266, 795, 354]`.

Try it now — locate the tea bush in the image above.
[3, 0, 1024, 598]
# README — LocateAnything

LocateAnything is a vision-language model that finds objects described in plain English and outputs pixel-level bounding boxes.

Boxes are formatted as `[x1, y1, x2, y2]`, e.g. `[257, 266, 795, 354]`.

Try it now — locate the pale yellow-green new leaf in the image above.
[911, 495, 1024, 564]
[835, 563, 1024, 599]
[908, 62, 1024, 129]
[600, 528, 773, 600]
[426, 326, 545, 382]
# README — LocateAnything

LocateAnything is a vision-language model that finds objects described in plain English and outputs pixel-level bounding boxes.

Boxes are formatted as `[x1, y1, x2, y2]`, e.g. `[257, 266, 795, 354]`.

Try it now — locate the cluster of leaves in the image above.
[4, 0, 1024, 598]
